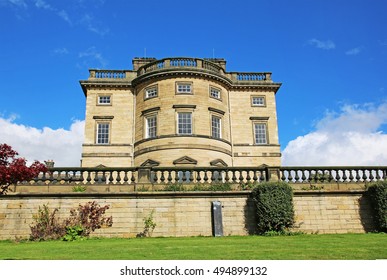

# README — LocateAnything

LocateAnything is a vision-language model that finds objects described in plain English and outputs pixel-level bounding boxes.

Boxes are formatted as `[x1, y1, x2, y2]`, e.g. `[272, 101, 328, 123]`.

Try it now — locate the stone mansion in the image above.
[80, 57, 282, 168]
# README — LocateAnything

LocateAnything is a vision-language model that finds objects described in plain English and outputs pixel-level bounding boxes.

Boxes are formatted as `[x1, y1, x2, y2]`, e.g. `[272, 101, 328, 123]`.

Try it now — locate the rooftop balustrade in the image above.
[16, 166, 387, 187]
[87, 57, 273, 83]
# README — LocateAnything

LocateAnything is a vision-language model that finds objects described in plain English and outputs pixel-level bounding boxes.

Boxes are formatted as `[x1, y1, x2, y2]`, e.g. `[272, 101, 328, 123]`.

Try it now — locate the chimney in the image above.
[132, 57, 157, 71]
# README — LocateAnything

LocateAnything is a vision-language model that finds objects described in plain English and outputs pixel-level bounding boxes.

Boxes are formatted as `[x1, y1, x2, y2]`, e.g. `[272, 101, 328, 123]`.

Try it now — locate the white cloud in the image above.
[80, 13, 109, 36]
[34, 0, 50, 9]
[52, 47, 69, 55]
[0, 116, 84, 167]
[4, 0, 27, 8]
[345, 47, 362, 55]
[308, 38, 336, 50]
[79, 46, 108, 68]
[282, 102, 387, 166]
[57, 9, 72, 25]
[31, 0, 72, 25]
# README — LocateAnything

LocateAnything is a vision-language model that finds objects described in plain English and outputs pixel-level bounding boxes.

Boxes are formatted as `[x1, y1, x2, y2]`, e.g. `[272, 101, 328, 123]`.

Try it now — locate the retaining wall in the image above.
[0, 186, 376, 240]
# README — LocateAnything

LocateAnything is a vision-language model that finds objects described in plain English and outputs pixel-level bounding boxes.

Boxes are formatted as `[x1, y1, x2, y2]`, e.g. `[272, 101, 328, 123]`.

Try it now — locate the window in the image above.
[176, 82, 192, 94]
[98, 96, 111, 105]
[96, 123, 110, 144]
[251, 96, 265, 106]
[177, 112, 192, 134]
[145, 86, 158, 99]
[145, 115, 157, 138]
[211, 115, 221, 139]
[210, 87, 221, 99]
[254, 123, 267, 144]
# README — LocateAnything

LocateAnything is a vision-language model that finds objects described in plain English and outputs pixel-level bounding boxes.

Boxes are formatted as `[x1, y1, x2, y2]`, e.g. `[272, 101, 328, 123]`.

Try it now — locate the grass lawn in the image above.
[0, 234, 385, 260]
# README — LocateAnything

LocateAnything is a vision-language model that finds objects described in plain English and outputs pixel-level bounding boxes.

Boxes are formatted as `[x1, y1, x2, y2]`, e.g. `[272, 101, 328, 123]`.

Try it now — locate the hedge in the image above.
[251, 182, 295, 234]
[367, 181, 387, 233]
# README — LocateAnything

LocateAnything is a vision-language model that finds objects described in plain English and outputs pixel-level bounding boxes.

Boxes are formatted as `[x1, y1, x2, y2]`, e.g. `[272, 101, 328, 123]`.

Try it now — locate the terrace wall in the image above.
[0, 187, 375, 240]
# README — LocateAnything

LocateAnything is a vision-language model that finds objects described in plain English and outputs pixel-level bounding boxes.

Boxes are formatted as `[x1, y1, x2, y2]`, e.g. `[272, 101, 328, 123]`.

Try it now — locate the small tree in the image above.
[0, 143, 47, 195]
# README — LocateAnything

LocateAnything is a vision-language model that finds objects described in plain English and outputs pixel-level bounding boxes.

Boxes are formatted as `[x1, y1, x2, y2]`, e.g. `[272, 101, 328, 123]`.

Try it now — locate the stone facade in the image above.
[80, 57, 282, 167]
[0, 190, 375, 240]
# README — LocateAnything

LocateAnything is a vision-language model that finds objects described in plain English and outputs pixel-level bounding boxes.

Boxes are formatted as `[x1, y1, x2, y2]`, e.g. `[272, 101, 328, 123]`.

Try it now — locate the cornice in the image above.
[134, 134, 232, 147]
[79, 80, 132, 96]
[131, 68, 232, 88]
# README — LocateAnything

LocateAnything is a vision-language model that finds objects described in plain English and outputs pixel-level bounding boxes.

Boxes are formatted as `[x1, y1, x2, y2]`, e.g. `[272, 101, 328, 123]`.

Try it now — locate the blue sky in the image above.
[1, 0, 386, 166]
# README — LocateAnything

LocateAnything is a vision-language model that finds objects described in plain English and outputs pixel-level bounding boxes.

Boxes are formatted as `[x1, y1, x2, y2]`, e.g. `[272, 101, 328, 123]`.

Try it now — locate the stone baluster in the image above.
[108, 171, 114, 184]
[196, 170, 202, 183]
[122, 171, 128, 184]
[115, 171, 122, 184]
[159, 170, 165, 183]
[130, 170, 136, 184]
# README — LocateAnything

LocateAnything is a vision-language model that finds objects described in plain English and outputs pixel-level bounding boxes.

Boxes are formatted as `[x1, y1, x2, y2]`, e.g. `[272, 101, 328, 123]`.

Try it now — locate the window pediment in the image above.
[140, 159, 160, 167]
[210, 159, 228, 167]
[173, 156, 197, 165]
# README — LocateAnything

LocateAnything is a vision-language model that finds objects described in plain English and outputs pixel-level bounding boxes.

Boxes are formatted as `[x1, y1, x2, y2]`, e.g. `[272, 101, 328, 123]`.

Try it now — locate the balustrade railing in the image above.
[169, 58, 197, 67]
[25, 168, 137, 186]
[279, 166, 387, 183]
[21, 166, 387, 187]
[90, 70, 127, 79]
[233, 72, 271, 81]
[138, 57, 213, 74]
[87, 58, 272, 84]
[202, 60, 222, 73]
[151, 167, 267, 184]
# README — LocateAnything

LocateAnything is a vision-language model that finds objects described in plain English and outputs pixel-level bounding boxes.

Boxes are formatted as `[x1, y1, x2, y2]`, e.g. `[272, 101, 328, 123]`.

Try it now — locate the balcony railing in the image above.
[22, 166, 268, 186]
[18, 166, 387, 187]
[86, 58, 273, 83]
[89, 70, 128, 79]
[150, 167, 267, 184]
[137, 57, 222, 75]
[27, 167, 137, 185]
[280, 166, 387, 183]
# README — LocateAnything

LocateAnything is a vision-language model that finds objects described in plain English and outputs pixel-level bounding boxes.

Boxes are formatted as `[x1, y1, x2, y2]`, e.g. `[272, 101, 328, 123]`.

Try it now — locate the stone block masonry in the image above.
[293, 191, 375, 233]
[0, 190, 375, 240]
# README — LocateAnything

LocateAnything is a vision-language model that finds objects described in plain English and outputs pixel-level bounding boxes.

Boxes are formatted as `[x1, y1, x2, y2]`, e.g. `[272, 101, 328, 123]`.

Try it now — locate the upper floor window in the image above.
[211, 115, 221, 139]
[176, 82, 193, 94]
[254, 123, 268, 144]
[251, 96, 265, 107]
[98, 95, 111, 105]
[96, 123, 110, 144]
[210, 87, 221, 100]
[177, 112, 192, 135]
[145, 115, 157, 138]
[145, 86, 158, 99]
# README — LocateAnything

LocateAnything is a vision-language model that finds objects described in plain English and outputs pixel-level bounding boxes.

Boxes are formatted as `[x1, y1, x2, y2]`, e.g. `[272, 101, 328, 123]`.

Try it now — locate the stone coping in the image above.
[1, 189, 367, 199]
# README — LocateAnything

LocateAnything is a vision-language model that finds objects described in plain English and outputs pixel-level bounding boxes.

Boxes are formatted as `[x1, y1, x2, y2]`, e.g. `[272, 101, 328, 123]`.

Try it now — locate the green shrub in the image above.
[251, 182, 295, 234]
[208, 183, 232, 191]
[163, 183, 186, 191]
[367, 181, 387, 233]
[137, 210, 157, 238]
[72, 185, 87, 192]
[239, 182, 257, 190]
[62, 225, 85, 241]
[193, 183, 232, 191]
